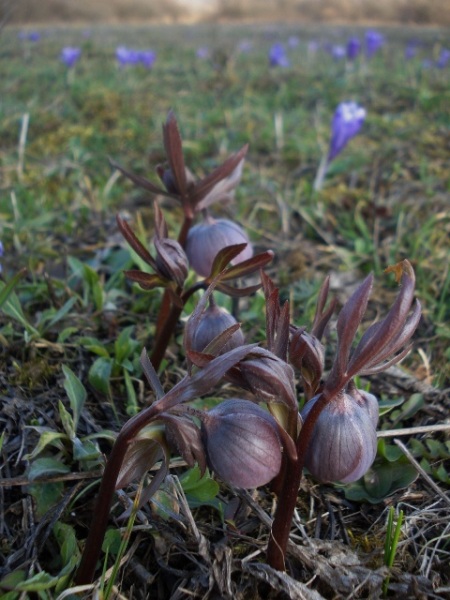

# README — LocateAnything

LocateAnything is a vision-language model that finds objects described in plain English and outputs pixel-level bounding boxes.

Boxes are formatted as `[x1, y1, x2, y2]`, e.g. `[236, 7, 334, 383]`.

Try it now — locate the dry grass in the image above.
[5, 0, 450, 25]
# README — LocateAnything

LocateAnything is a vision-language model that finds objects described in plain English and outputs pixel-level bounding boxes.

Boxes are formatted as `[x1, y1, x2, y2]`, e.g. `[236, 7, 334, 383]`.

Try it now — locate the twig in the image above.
[377, 423, 450, 438]
[393, 438, 450, 508]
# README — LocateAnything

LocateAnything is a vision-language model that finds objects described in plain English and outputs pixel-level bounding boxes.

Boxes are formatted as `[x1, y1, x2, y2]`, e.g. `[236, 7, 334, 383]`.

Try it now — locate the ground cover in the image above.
[0, 22, 449, 599]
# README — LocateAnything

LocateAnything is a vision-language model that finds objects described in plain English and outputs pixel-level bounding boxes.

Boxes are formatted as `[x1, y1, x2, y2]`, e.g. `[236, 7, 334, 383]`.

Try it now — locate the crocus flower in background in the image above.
[405, 42, 418, 60]
[436, 48, 450, 68]
[60, 47, 81, 68]
[0, 241, 3, 273]
[328, 101, 366, 161]
[237, 40, 252, 53]
[365, 30, 384, 58]
[314, 101, 366, 190]
[139, 50, 157, 69]
[346, 37, 361, 60]
[18, 31, 41, 41]
[288, 35, 300, 48]
[196, 46, 210, 59]
[269, 42, 290, 67]
[115, 46, 140, 67]
[331, 45, 346, 60]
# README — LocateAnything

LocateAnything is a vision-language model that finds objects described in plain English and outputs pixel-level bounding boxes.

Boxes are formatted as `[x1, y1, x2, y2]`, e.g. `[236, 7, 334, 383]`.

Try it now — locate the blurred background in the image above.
[4, 0, 450, 26]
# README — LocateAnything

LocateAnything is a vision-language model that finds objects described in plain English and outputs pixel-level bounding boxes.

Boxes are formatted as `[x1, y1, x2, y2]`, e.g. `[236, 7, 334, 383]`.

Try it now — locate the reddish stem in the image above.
[266, 392, 331, 571]
[73, 402, 165, 585]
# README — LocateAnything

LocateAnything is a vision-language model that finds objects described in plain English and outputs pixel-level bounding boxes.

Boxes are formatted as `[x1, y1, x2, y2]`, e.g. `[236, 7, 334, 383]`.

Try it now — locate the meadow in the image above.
[0, 22, 449, 599]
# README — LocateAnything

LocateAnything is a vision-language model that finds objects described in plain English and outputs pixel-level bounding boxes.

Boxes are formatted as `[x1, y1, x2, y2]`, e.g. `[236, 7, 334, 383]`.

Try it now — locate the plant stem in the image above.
[266, 392, 330, 570]
[74, 402, 164, 585]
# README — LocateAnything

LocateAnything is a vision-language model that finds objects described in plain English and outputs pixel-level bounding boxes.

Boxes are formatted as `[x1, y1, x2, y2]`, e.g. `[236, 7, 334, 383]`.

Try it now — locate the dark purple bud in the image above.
[158, 166, 196, 195]
[185, 217, 253, 277]
[201, 399, 282, 488]
[154, 238, 189, 287]
[289, 330, 324, 399]
[301, 391, 378, 483]
[188, 300, 244, 354]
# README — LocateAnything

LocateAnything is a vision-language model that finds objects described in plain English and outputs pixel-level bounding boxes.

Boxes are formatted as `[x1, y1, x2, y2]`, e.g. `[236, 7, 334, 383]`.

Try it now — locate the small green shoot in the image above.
[383, 506, 404, 596]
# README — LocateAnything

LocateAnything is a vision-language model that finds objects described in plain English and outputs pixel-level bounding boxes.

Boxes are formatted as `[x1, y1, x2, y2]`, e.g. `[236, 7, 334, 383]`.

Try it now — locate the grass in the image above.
[0, 21, 449, 599]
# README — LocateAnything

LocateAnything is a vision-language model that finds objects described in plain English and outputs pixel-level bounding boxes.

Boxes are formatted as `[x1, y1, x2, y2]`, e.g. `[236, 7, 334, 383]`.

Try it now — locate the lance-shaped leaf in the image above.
[328, 274, 373, 385]
[162, 110, 188, 198]
[215, 281, 262, 297]
[289, 329, 324, 400]
[208, 243, 249, 279]
[116, 214, 158, 269]
[109, 157, 173, 198]
[193, 144, 248, 210]
[347, 261, 420, 377]
[154, 238, 188, 288]
[115, 426, 165, 490]
[311, 275, 337, 340]
[153, 201, 169, 239]
[123, 270, 168, 290]
[261, 271, 290, 361]
[218, 250, 274, 282]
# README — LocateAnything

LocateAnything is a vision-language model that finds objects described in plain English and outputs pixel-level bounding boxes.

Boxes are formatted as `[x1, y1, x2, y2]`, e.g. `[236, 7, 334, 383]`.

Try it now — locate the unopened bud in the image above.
[154, 238, 189, 287]
[201, 399, 282, 488]
[188, 302, 244, 354]
[185, 218, 253, 277]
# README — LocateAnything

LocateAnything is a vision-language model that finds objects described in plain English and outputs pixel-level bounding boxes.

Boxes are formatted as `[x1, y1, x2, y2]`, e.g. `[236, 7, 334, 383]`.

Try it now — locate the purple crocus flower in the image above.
[237, 40, 252, 53]
[331, 45, 346, 60]
[115, 46, 140, 67]
[269, 42, 290, 67]
[196, 46, 210, 59]
[405, 42, 418, 60]
[288, 36, 300, 48]
[346, 38, 361, 60]
[436, 48, 450, 68]
[139, 50, 157, 69]
[328, 101, 366, 162]
[18, 31, 40, 41]
[60, 47, 81, 68]
[365, 30, 384, 58]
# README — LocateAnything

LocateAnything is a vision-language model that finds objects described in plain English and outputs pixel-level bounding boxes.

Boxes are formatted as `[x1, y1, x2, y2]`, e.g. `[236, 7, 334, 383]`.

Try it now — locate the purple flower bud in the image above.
[60, 47, 81, 68]
[269, 43, 290, 67]
[188, 301, 244, 354]
[365, 30, 384, 58]
[346, 38, 361, 61]
[289, 330, 324, 399]
[185, 218, 253, 278]
[301, 390, 378, 483]
[154, 238, 189, 287]
[328, 101, 366, 162]
[201, 399, 282, 488]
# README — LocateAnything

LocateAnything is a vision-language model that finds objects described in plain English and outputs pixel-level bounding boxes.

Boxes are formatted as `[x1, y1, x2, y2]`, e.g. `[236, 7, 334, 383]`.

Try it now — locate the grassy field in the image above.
[0, 22, 449, 599]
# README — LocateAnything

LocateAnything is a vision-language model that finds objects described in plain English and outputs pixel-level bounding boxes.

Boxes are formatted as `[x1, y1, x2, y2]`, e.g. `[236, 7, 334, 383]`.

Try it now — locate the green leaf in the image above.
[102, 528, 123, 556]
[179, 466, 220, 503]
[27, 481, 64, 518]
[72, 437, 101, 462]
[11, 571, 58, 592]
[62, 364, 87, 430]
[44, 296, 78, 330]
[114, 325, 138, 364]
[88, 357, 113, 396]
[124, 369, 138, 416]
[58, 400, 75, 439]
[0, 288, 40, 337]
[53, 522, 78, 568]
[0, 570, 27, 600]
[24, 431, 68, 460]
[28, 458, 71, 480]
[378, 396, 404, 416]
[0, 268, 27, 309]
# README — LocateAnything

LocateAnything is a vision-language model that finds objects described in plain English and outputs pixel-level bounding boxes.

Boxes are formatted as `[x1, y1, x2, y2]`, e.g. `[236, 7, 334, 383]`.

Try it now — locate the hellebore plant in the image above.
[313, 101, 366, 190]
[112, 111, 272, 371]
[74, 257, 421, 584]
